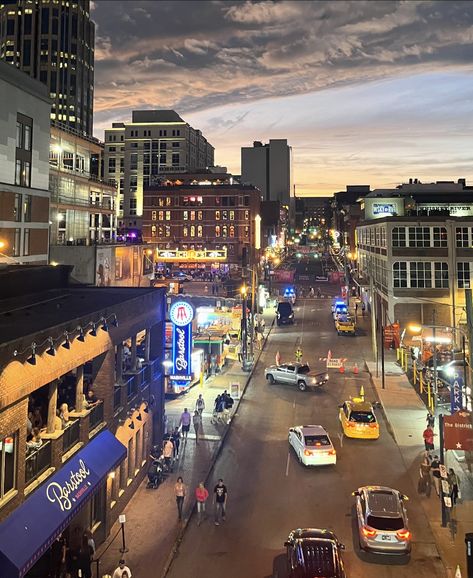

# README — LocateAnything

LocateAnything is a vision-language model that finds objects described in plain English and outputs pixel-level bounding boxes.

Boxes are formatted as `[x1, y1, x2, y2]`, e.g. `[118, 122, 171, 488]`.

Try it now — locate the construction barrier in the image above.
[420, 371, 424, 394]
[413, 361, 417, 384]
[353, 363, 359, 375]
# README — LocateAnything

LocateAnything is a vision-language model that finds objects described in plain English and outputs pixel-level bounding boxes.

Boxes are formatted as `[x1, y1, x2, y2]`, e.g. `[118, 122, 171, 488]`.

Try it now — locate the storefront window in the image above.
[190, 225, 196, 237]
[215, 226, 221, 237]
[215, 211, 220, 220]
[197, 225, 203, 237]
[0, 433, 16, 498]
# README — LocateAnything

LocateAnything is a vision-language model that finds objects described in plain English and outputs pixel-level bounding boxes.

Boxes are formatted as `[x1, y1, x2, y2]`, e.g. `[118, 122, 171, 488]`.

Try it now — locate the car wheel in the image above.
[267, 374, 275, 384]
[297, 381, 306, 391]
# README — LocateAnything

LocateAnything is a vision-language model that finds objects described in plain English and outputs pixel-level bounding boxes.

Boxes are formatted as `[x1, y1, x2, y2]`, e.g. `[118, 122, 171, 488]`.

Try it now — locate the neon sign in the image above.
[170, 301, 194, 383]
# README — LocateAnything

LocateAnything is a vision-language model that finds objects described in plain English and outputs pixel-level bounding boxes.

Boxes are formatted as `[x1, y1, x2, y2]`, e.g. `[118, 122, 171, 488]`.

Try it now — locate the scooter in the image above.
[146, 458, 164, 489]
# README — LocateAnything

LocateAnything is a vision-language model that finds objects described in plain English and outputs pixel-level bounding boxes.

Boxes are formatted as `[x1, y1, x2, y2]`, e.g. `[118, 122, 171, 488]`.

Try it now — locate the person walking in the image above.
[179, 408, 191, 440]
[418, 455, 432, 497]
[426, 412, 435, 428]
[222, 390, 234, 424]
[162, 436, 174, 471]
[195, 481, 209, 526]
[193, 410, 202, 443]
[423, 425, 435, 452]
[275, 350, 281, 366]
[112, 560, 132, 578]
[171, 427, 181, 459]
[195, 394, 205, 416]
[214, 478, 228, 526]
[430, 455, 441, 496]
[448, 468, 460, 505]
[216, 395, 226, 423]
[175, 476, 186, 521]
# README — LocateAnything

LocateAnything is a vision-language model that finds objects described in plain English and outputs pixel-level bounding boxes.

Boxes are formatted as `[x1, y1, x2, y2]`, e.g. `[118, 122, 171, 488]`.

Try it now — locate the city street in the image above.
[167, 297, 445, 578]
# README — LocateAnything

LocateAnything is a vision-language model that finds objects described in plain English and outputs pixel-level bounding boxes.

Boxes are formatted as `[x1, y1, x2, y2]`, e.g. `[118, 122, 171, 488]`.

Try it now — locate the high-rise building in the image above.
[241, 139, 293, 206]
[103, 110, 215, 234]
[0, 0, 95, 136]
[0, 59, 50, 264]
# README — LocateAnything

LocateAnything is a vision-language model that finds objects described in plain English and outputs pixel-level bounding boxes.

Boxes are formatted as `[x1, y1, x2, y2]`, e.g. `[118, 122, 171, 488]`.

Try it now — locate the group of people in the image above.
[174, 477, 228, 526]
[212, 390, 234, 424]
[420, 414, 460, 504]
[49, 529, 96, 578]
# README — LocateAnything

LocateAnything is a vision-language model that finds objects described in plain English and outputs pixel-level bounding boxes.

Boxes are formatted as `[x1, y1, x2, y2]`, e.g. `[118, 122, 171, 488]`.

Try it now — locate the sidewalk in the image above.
[366, 356, 473, 577]
[94, 308, 274, 578]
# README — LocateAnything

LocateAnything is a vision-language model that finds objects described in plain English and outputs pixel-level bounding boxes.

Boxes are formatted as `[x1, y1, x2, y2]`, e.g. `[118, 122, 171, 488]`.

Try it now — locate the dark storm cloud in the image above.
[92, 0, 473, 127]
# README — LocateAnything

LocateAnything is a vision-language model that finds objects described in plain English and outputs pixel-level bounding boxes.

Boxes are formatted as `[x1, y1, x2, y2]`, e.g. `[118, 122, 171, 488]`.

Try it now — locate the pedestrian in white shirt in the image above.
[112, 560, 132, 578]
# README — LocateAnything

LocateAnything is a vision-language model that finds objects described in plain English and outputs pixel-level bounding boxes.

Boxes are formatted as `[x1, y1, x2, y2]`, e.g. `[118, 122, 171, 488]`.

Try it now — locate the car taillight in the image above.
[347, 422, 356, 427]
[328, 449, 336, 455]
[396, 529, 411, 540]
[369, 423, 378, 428]
[304, 449, 312, 456]
[362, 526, 377, 538]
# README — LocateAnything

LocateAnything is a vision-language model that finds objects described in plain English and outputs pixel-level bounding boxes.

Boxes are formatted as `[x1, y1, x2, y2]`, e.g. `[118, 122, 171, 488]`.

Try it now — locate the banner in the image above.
[443, 411, 473, 451]
[170, 301, 194, 383]
[451, 377, 463, 414]
[384, 323, 400, 349]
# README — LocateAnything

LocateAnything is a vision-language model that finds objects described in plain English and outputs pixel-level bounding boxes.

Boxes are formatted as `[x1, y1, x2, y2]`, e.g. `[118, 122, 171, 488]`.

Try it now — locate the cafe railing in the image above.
[63, 419, 80, 453]
[25, 441, 52, 484]
[89, 402, 104, 429]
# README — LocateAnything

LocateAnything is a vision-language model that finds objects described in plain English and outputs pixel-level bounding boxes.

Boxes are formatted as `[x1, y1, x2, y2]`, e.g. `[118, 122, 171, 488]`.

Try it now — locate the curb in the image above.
[160, 317, 275, 578]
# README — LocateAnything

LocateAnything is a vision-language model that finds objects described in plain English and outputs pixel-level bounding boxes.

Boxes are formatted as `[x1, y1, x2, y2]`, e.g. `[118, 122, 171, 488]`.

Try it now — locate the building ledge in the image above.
[61, 441, 84, 463]
[24, 469, 55, 497]
[89, 421, 107, 440]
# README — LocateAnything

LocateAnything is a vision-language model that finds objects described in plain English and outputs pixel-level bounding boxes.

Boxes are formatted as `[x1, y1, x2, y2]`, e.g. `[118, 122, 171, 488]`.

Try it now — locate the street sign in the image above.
[230, 382, 240, 400]
[440, 464, 448, 479]
[441, 480, 450, 494]
[451, 378, 463, 414]
[444, 411, 473, 451]
[327, 358, 342, 369]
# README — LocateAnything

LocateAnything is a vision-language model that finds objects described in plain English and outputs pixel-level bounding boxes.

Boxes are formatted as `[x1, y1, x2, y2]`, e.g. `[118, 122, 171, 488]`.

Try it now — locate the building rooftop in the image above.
[131, 110, 185, 124]
[0, 266, 160, 344]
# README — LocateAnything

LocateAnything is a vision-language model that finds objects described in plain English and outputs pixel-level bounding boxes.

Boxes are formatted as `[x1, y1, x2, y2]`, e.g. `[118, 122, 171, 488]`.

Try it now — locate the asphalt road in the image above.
[167, 298, 445, 578]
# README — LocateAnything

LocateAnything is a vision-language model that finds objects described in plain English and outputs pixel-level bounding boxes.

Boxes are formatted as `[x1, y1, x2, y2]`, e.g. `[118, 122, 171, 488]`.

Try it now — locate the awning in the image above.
[0, 429, 126, 578]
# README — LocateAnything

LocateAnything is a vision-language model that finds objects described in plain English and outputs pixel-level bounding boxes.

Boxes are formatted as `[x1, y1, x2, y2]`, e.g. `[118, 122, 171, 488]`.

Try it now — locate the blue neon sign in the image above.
[170, 301, 194, 383]
[451, 376, 463, 414]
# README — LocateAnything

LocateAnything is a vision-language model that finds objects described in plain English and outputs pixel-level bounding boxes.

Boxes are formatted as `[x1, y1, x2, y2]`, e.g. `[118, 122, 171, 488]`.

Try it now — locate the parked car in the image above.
[276, 301, 294, 326]
[339, 399, 379, 439]
[284, 528, 346, 577]
[265, 363, 329, 391]
[352, 486, 411, 555]
[167, 271, 193, 282]
[288, 425, 336, 466]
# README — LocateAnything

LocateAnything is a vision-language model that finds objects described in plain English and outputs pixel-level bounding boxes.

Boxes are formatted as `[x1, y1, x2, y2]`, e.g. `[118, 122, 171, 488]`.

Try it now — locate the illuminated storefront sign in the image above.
[170, 301, 194, 382]
[156, 248, 227, 262]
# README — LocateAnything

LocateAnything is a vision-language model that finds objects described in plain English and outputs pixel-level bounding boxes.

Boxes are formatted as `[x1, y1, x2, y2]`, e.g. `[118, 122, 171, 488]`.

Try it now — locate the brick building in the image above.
[0, 266, 166, 577]
[142, 183, 262, 272]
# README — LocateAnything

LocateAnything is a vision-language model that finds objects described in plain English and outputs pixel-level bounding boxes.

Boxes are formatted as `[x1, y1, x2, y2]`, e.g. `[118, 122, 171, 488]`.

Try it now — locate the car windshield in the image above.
[367, 515, 404, 531]
[349, 411, 376, 423]
[297, 365, 311, 374]
[304, 435, 331, 447]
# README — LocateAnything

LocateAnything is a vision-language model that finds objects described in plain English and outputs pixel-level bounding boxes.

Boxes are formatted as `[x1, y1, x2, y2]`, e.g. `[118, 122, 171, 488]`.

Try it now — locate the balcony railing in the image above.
[113, 386, 122, 411]
[63, 419, 80, 453]
[89, 402, 104, 430]
[125, 375, 138, 400]
[25, 441, 52, 484]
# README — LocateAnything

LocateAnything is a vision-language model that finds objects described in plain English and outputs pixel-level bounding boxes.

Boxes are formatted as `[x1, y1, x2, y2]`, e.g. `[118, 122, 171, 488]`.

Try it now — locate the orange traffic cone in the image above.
[339, 363, 345, 374]
[353, 363, 359, 375]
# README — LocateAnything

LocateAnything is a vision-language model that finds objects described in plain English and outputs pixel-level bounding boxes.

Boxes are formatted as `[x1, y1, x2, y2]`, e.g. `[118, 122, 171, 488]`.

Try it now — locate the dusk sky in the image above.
[92, 0, 473, 196]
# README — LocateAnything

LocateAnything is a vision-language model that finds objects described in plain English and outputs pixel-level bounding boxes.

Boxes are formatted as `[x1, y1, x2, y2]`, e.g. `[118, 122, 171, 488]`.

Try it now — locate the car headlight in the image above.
[288, 313, 294, 318]
[277, 312, 281, 318]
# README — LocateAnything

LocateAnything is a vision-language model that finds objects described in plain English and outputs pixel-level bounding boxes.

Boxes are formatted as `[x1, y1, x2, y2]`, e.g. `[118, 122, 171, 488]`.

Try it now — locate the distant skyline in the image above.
[92, 0, 473, 196]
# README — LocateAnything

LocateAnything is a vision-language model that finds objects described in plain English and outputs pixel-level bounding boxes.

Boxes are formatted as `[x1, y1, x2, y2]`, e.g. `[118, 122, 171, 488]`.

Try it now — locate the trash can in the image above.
[465, 533, 473, 577]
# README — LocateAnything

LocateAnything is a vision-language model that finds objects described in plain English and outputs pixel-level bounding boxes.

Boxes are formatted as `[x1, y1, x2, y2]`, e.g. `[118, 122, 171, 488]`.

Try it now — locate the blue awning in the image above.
[0, 430, 126, 578]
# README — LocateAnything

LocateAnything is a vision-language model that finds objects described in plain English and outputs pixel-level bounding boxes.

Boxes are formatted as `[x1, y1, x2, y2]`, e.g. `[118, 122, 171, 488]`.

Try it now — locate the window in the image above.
[158, 198, 165, 207]
[151, 225, 157, 237]
[244, 226, 249, 238]
[408, 227, 430, 247]
[16, 121, 23, 148]
[197, 211, 203, 220]
[23, 195, 32, 222]
[229, 211, 235, 220]
[166, 197, 172, 206]
[14, 194, 21, 222]
[380, 227, 386, 247]
[130, 175, 137, 193]
[183, 226, 188, 237]
[151, 211, 157, 221]
[222, 225, 228, 237]
[172, 153, 179, 166]
[222, 210, 228, 220]
[24, 125, 31, 151]
[458, 262, 471, 289]
[434, 262, 449, 288]
[172, 142, 180, 148]
[108, 158, 116, 172]
[409, 262, 432, 288]
[130, 143, 138, 149]
[13, 229, 20, 257]
[158, 210, 164, 221]
[165, 211, 171, 221]
[130, 198, 137, 210]
[215, 225, 221, 237]
[244, 196, 250, 207]
[215, 211, 220, 220]
[160, 142, 167, 150]
[197, 225, 203, 237]
[456, 227, 470, 248]
[0, 433, 16, 498]
[244, 210, 249, 221]
[393, 262, 407, 288]
[183, 210, 188, 221]
[190, 225, 196, 237]
[23, 228, 30, 256]
[165, 226, 171, 237]
[433, 227, 447, 248]
[130, 153, 138, 170]
[229, 225, 235, 238]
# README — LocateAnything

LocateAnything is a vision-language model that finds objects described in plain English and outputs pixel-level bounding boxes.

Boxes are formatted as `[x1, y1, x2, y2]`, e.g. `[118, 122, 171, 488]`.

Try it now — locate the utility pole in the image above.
[433, 309, 437, 412]
[369, 263, 378, 371]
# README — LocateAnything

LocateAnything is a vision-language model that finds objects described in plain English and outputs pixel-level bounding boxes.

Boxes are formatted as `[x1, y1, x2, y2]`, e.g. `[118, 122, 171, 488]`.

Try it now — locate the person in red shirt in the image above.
[423, 425, 435, 451]
[195, 481, 209, 526]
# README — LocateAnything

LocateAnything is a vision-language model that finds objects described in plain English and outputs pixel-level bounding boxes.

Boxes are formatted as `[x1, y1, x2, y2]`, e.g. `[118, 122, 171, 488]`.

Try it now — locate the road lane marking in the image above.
[285, 452, 291, 476]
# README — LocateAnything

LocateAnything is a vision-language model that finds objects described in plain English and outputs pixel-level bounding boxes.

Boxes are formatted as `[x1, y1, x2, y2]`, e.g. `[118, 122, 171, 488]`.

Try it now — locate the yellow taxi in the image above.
[339, 399, 379, 439]
[335, 315, 356, 336]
